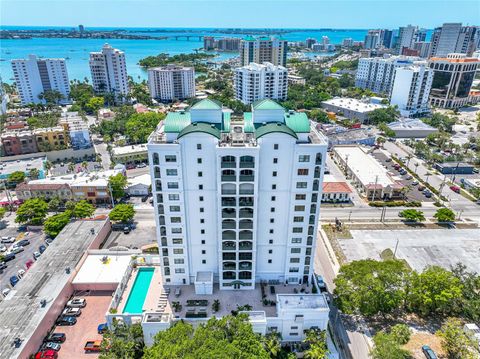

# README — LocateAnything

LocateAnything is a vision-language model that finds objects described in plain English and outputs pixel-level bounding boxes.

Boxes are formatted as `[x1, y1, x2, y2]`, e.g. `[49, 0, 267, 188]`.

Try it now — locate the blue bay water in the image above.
[0, 27, 376, 83]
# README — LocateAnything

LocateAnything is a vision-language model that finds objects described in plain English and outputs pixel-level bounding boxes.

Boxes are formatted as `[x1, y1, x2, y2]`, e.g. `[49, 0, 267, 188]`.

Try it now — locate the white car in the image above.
[67, 297, 86, 308]
[62, 307, 82, 317]
[1, 237, 15, 244]
[2, 288, 11, 297]
[18, 269, 26, 277]
[0, 244, 7, 252]
[9, 245, 24, 254]
[33, 251, 41, 260]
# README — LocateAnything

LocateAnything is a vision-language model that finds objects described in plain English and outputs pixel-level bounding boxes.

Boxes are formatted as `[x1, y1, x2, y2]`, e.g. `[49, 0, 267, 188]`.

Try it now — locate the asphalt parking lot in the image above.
[372, 150, 434, 202]
[50, 161, 102, 176]
[0, 226, 46, 296]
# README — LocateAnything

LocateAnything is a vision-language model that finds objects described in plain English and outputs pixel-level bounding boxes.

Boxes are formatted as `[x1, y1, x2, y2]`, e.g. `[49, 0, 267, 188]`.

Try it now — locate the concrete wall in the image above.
[0, 146, 95, 163]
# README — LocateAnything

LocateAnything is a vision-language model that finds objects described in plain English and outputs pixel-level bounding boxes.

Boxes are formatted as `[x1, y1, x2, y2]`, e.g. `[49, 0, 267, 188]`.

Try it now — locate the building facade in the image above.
[240, 36, 288, 67]
[429, 23, 479, 57]
[234, 62, 288, 104]
[147, 65, 195, 102]
[395, 25, 418, 54]
[389, 62, 433, 117]
[147, 98, 327, 289]
[1, 131, 38, 156]
[429, 53, 480, 108]
[11, 55, 70, 105]
[89, 44, 129, 98]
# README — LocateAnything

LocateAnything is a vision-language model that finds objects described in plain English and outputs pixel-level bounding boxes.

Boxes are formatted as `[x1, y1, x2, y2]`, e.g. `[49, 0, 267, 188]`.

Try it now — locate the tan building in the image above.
[16, 182, 72, 201]
[33, 126, 69, 151]
[239, 36, 287, 66]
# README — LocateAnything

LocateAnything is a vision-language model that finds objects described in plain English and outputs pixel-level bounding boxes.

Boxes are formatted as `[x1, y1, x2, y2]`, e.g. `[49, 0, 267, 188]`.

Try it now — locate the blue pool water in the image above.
[123, 267, 154, 314]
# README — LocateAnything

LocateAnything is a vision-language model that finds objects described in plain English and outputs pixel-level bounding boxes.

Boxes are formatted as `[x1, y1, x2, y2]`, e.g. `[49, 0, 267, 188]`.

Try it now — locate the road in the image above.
[92, 135, 111, 171]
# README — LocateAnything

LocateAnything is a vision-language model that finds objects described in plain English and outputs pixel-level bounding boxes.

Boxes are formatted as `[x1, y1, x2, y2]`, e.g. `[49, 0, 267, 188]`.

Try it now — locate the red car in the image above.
[35, 350, 58, 359]
[450, 185, 461, 193]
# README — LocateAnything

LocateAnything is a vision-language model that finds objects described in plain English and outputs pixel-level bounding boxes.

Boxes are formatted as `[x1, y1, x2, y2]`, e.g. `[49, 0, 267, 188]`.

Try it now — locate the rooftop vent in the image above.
[40, 299, 47, 307]
[65, 267, 71, 274]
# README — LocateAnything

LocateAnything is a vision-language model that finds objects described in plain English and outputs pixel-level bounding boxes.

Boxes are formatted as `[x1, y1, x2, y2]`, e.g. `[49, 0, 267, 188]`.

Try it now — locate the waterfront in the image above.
[0, 27, 372, 82]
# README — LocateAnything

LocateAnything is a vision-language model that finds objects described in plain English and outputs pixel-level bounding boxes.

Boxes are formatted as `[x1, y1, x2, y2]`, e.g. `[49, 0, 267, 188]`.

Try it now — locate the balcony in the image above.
[222, 198, 237, 207]
[222, 209, 236, 219]
[222, 175, 236, 182]
[239, 241, 253, 251]
[222, 241, 236, 251]
[239, 209, 253, 218]
[222, 220, 236, 230]
[221, 188, 236, 195]
[239, 262, 252, 270]
[222, 230, 236, 240]
[223, 271, 236, 280]
[239, 271, 252, 280]
[239, 175, 254, 182]
[221, 161, 236, 168]
[239, 220, 253, 229]
[239, 156, 255, 168]
[239, 197, 254, 207]
[223, 262, 236, 270]
[239, 230, 253, 240]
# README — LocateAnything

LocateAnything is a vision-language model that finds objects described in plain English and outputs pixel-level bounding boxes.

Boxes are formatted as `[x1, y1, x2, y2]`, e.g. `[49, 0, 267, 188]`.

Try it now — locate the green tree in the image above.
[48, 196, 62, 213]
[15, 198, 48, 225]
[378, 122, 396, 138]
[85, 96, 104, 116]
[390, 324, 411, 345]
[333, 259, 411, 317]
[368, 106, 400, 125]
[262, 332, 282, 358]
[8, 171, 26, 186]
[370, 331, 411, 359]
[143, 315, 270, 359]
[109, 204, 135, 223]
[44, 211, 72, 238]
[398, 209, 425, 222]
[125, 112, 165, 144]
[100, 322, 144, 359]
[39, 90, 64, 105]
[72, 200, 95, 219]
[309, 109, 330, 123]
[303, 329, 329, 359]
[434, 208, 456, 222]
[451, 263, 480, 321]
[28, 168, 40, 180]
[109, 174, 128, 200]
[423, 113, 456, 133]
[408, 266, 463, 316]
[437, 318, 477, 359]
[0, 206, 7, 220]
[65, 200, 77, 211]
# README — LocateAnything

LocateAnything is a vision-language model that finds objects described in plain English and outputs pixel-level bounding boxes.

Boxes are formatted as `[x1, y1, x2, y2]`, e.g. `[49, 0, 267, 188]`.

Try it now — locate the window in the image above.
[293, 216, 304, 223]
[199, 184, 203, 190]
[171, 217, 181, 223]
[166, 169, 178, 176]
[201, 240, 205, 244]
[198, 171, 203, 177]
[269, 229, 274, 234]
[167, 182, 179, 189]
[298, 155, 310, 162]
[169, 194, 180, 201]
[174, 258, 184, 264]
[200, 218, 205, 224]
[197, 144, 202, 150]
[202, 259, 206, 264]
[268, 249, 273, 254]
[271, 196, 276, 201]
[291, 248, 301, 253]
[175, 268, 185, 274]
[296, 182, 307, 189]
[200, 229, 205, 234]
[294, 205, 305, 211]
[268, 259, 272, 264]
[172, 238, 183, 244]
[270, 207, 275, 213]
[291, 238, 302, 244]
[290, 258, 300, 263]
[169, 205, 180, 212]
[200, 207, 204, 213]
[269, 239, 273, 244]
[173, 248, 183, 254]
[289, 333, 298, 336]
[289, 267, 299, 273]
[199, 196, 204, 201]
[273, 158, 278, 164]
[197, 158, 202, 164]
[292, 227, 303, 233]
[295, 194, 306, 200]
[272, 171, 277, 177]
[270, 218, 274, 223]
[172, 228, 182, 234]
[274, 144, 279, 150]
[272, 184, 277, 190]
[165, 155, 176, 162]
[201, 250, 206, 254]
[297, 169, 309, 176]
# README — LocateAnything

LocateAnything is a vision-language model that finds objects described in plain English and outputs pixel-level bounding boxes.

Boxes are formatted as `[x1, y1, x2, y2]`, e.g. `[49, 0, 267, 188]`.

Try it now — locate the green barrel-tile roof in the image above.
[255, 122, 298, 140]
[177, 122, 221, 140]
[252, 99, 285, 111]
[164, 111, 191, 133]
[243, 112, 255, 133]
[221, 111, 231, 133]
[190, 98, 222, 110]
[243, 36, 256, 41]
[284, 112, 310, 133]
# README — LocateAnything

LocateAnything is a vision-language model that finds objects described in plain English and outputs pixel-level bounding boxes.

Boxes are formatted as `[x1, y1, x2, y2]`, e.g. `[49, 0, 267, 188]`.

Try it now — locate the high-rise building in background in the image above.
[216, 38, 241, 51]
[147, 98, 327, 289]
[240, 36, 288, 66]
[0, 76, 8, 115]
[429, 23, 479, 57]
[203, 36, 215, 51]
[395, 25, 418, 54]
[11, 54, 70, 105]
[306, 38, 317, 49]
[342, 38, 354, 47]
[148, 65, 195, 102]
[389, 62, 433, 117]
[455, 26, 479, 56]
[415, 29, 427, 42]
[429, 53, 480, 108]
[234, 62, 288, 104]
[381, 30, 394, 48]
[78, 24, 84, 33]
[355, 55, 420, 94]
[89, 43, 129, 98]
[413, 42, 431, 58]
[364, 30, 381, 49]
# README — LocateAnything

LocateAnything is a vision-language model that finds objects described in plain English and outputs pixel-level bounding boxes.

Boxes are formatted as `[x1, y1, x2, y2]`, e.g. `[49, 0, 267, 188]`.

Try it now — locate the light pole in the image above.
[348, 210, 352, 222]
[393, 238, 400, 258]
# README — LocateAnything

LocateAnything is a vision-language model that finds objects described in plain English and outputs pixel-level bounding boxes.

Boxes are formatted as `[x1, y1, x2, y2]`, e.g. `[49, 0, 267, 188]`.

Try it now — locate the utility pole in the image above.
[108, 182, 115, 208]
[393, 238, 400, 258]
[371, 175, 379, 202]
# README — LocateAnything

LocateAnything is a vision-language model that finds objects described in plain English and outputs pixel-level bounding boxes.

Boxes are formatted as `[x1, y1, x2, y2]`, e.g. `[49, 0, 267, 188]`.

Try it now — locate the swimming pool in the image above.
[123, 267, 155, 314]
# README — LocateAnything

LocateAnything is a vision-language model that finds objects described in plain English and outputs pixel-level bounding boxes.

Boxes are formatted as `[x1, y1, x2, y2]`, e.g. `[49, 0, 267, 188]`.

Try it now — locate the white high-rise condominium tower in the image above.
[396, 25, 418, 54]
[148, 65, 195, 102]
[147, 98, 327, 290]
[11, 55, 70, 105]
[389, 62, 433, 117]
[234, 62, 288, 104]
[89, 43, 129, 98]
[240, 36, 288, 67]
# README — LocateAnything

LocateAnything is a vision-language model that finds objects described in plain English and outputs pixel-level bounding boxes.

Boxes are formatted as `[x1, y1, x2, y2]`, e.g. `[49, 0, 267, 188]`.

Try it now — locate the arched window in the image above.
[153, 153, 159, 165]
[315, 153, 322, 165]
[221, 155, 236, 168]
[240, 156, 255, 168]
[222, 230, 236, 240]
[314, 166, 321, 178]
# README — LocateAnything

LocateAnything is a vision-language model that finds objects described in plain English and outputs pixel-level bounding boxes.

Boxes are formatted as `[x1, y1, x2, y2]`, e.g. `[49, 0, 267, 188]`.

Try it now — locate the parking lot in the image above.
[372, 150, 434, 203]
[0, 224, 46, 296]
[52, 292, 113, 358]
[50, 160, 102, 176]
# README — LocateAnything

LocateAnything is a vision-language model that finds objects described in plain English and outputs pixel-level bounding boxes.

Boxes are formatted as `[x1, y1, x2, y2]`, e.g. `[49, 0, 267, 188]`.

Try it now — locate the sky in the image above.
[0, 0, 479, 29]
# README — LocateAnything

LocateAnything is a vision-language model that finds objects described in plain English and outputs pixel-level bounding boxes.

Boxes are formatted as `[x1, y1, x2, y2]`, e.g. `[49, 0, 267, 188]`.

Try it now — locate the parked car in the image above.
[123, 226, 131, 234]
[33, 251, 41, 260]
[25, 259, 34, 269]
[34, 350, 58, 359]
[0, 261, 7, 270]
[137, 163, 147, 168]
[18, 269, 25, 277]
[62, 307, 82, 317]
[423, 190, 432, 198]
[385, 157, 392, 162]
[42, 342, 61, 351]
[67, 297, 86, 308]
[98, 323, 108, 334]
[9, 245, 24, 254]
[0, 244, 7, 252]
[405, 175, 413, 180]
[141, 195, 149, 202]
[1, 236, 15, 243]
[411, 180, 419, 186]
[2, 288, 11, 297]
[39, 245, 47, 254]
[126, 164, 136, 170]
[17, 239, 30, 247]
[315, 274, 327, 292]
[418, 185, 426, 191]
[44, 333, 66, 343]
[10, 275, 19, 287]
[3, 253, 15, 262]
[421, 345, 437, 359]
[56, 316, 77, 326]
[84, 340, 102, 352]
[450, 185, 461, 193]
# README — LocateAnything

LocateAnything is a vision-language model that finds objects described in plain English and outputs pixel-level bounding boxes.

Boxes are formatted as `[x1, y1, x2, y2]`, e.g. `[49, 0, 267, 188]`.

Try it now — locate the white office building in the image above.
[234, 62, 288, 104]
[355, 55, 420, 94]
[147, 98, 327, 290]
[89, 44, 129, 98]
[148, 65, 195, 102]
[389, 62, 433, 117]
[396, 25, 418, 54]
[11, 55, 70, 105]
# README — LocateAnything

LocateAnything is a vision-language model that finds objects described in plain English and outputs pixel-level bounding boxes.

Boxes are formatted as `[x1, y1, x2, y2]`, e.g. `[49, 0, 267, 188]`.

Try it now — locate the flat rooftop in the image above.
[111, 144, 148, 156]
[334, 146, 399, 188]
[388, 118, 437, 131]
[328, 129, 375, 141]
[72, 253, 133, 285]
[0, 219, 108, 359]
[277, 293, 328, 310]
[0, 157, 45, 178]
[322, 98, 386, 113]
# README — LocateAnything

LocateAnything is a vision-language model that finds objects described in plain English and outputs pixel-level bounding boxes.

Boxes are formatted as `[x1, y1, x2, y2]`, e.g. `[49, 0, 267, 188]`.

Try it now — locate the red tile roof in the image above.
[322, 181, 352, 194]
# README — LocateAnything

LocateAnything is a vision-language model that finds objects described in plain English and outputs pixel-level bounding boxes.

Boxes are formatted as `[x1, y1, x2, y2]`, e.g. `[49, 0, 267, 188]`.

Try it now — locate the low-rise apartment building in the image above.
[321, 175, 352, 203]
[321, 98, 386, 123]
[111, 143, 148, 164]
[33, 126, 69, 151]
[1, 131, 38, 156]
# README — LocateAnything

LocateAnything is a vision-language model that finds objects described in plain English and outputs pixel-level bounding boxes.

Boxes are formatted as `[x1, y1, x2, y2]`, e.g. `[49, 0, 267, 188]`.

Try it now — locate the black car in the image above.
[17, 239, 30, 247]
[44, 333, 66, 343]
[0, 261, 7, 270]
[56, 316, 77, 326]
[3, 253, 15, 262]
[39, 245, 47, 254]
[141, 195, 149, 202]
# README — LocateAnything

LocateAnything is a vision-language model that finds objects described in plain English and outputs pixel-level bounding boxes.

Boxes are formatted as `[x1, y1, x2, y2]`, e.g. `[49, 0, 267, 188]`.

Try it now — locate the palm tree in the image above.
[414, 162, 419, 174]
[262, 332, 281, 358]
[406, 154, 413, 167]
[44, 160, 53, 175]
[81, 161, 88, 172]
[68, 163, 75, 173]
[303, 329, 329, 359]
